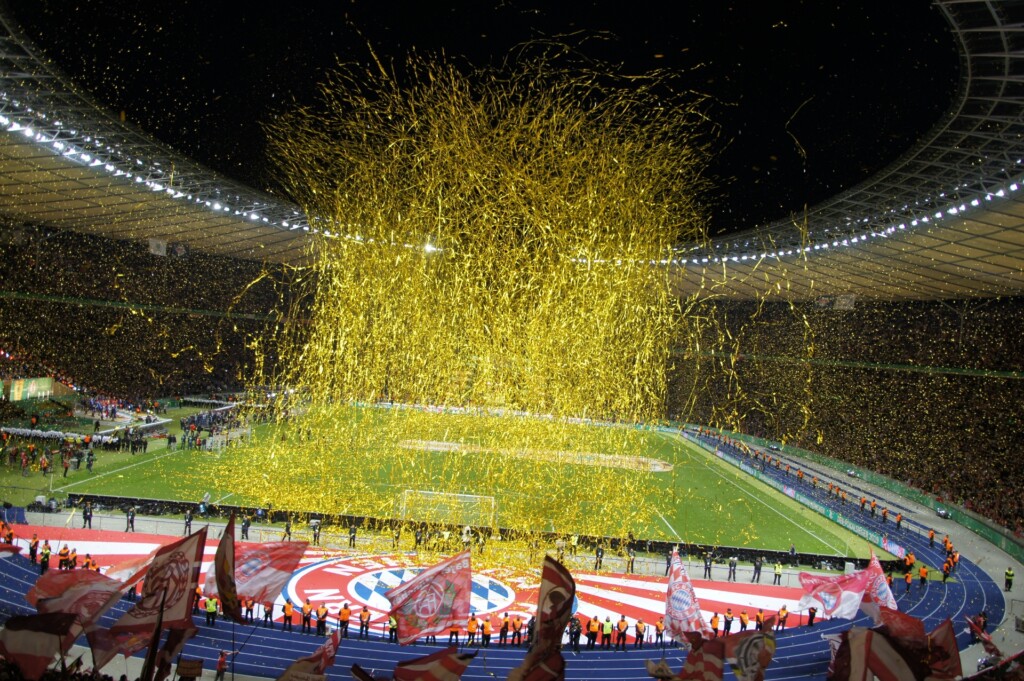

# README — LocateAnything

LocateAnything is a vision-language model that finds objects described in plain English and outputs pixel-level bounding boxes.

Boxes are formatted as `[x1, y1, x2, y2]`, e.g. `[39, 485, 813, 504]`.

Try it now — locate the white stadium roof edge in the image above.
[1, 1, 1024, 302]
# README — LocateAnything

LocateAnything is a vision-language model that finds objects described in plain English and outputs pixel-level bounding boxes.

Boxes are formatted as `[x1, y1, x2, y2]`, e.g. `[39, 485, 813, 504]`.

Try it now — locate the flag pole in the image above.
[230, 620, 236, 681]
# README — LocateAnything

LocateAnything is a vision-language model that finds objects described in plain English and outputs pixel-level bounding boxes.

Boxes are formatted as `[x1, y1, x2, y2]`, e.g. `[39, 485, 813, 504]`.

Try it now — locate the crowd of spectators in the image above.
[674, 297, 1024, 538]
[3, 223, 1022, 537]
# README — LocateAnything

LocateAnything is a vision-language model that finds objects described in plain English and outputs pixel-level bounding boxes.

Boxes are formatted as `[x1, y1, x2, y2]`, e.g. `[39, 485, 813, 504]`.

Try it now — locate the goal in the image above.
[400, 489, 497, 528]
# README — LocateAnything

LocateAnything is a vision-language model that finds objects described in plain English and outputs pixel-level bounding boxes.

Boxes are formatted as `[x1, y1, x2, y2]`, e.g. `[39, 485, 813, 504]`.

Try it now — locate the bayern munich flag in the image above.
[385, 551, 472, 645]
[665, 549, 713, 640]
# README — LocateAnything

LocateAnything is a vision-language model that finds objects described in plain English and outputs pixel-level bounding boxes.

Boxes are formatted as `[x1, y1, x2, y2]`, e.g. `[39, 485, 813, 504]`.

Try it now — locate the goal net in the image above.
[400, 490, 497, 528]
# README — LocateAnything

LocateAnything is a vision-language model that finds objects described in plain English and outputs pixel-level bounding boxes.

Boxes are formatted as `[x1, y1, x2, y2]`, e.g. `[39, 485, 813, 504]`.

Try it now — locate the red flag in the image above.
[275, 658, 318, 681]
[723, 627, 777, 681]
[842, 627, 931, 681]
[966, 615, 1002, 658]
[275, 631, 341, 681]
[508, 555, 576, 681]
[822, 633, 844, 680]
[665, 549, 714, 640]
[392, 646, 476, 681]
[214, 514, 244, 624]
[860, 553, 898, 624]
[877, 607, 926, 646]
[798, 569, 872, 619]
[203, 540, 308, 605]
[26, 569, 117, 607]
[35, 572, 125, 652]
[0, 612, 77, 681]
[105, 554, 155, 587]
[315, 630, 341, 674]
[679, 633, 725, 681]
[927, 619, 962, 680]
[112, 527, 207, 634]
[385, 551, 471, 646]
[0, 544, 23, 557]
[154, 626, 197, 681]
[139, 590, 167, 681]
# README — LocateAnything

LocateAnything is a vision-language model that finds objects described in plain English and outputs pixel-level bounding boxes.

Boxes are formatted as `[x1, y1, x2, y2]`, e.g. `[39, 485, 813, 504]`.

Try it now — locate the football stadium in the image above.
[0, 2, 1023, 681]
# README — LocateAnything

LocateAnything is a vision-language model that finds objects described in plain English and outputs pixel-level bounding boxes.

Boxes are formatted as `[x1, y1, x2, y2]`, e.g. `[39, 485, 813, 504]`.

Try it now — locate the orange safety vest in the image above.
[588, 619, 599, 633]
[284, 602, 294, 616]
[360, 609, 371, 623]
[467, 618, 478, 633]
[340, 607, 351, 622]
[617, 619, 628, 632]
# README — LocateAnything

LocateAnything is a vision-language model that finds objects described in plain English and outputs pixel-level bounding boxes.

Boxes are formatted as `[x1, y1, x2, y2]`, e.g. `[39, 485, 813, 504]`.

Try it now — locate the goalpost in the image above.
[400, 489, 497, 528]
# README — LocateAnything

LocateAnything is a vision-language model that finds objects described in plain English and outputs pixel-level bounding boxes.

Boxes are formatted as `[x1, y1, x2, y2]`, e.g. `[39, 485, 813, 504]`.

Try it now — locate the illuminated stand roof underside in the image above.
[1, 1, 1023, 301]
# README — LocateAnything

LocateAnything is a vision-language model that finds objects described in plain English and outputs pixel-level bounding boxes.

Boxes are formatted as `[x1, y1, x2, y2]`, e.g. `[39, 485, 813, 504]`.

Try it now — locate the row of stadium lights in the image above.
[1, 109, 1022, 267]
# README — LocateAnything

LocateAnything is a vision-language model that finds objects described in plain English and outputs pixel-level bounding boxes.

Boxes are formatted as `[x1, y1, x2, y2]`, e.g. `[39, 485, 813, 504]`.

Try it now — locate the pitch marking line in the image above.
[52, 448, 185, 494]
[666, 432, 846, 555]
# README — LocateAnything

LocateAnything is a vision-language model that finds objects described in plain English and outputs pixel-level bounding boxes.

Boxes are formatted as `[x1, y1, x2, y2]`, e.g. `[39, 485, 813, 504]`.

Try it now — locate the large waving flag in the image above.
[723, 623, 777, 681]
[214, 513, 244, 624]
[838, 626, 932, 681]
[138, 590, 166, 681]
[508, 555, 576, 681]
[966, 615, 1002, 658]
[111, 527, 207, 634]
[797, 569, 871, 620]
[105, 554, 155, 587]
[391, 646, 476, 681]
[679, 632, 726, 681]
[385, 551, 472, 646]
[0, 612, 77, 681]
[34, 571, 125, 652]
[860, 553, 898, 624]
[926, 619, 962, 680]
[665, 549, 714, 640]
[27, 568, 121, 607]
[203, 540, 309, 605]
[153, 625, 198, 681]
[276, 630, 342, 681]
[876, 607, 925, 646]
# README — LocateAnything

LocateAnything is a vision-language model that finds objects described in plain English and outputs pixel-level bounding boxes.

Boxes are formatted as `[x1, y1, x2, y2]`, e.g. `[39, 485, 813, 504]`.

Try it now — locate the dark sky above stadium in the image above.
[10, 1, 959, 236]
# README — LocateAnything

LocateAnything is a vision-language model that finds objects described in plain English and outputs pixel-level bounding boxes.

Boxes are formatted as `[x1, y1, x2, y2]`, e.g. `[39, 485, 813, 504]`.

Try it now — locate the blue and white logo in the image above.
[349, 568, 515, 614]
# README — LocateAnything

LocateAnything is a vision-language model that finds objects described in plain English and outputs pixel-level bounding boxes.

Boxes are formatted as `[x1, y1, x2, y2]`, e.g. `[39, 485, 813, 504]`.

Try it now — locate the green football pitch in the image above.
[25, 404, 885, 560]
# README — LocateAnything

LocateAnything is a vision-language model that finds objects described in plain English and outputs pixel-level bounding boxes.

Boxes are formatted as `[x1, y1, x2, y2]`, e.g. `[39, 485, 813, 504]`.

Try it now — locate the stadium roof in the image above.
[0, 1, 1023, 299]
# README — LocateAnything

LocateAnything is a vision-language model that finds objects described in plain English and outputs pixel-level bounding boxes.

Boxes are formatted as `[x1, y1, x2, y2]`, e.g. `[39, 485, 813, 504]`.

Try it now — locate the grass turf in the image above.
[28, 405, 886, 560]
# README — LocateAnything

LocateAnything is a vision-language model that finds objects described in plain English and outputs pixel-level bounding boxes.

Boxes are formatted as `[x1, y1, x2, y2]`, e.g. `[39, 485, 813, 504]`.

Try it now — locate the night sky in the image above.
[10, 1, 959, 235]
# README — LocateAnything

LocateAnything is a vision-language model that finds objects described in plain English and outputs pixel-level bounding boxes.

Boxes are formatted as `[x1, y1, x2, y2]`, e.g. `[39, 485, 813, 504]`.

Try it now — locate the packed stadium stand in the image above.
[1, 1, 1024, 680]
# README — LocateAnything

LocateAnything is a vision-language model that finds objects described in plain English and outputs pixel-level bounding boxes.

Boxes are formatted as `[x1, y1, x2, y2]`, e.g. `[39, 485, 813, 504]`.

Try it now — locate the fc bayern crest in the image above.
[668, 588, 693, 618]
[134, 550, 190, 616]
[285, 555, 515, 620]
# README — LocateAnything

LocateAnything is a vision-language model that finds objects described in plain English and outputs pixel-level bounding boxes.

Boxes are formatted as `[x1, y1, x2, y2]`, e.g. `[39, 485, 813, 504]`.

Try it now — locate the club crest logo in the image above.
[134, 550, 190, 616]
[285, 555, 515, 620]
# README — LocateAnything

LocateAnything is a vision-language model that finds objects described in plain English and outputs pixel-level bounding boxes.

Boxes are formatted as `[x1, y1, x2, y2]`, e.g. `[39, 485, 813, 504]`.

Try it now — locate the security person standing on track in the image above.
[205, 594, 219, 627]
[1007, 567, 1015, 592]
[602, 617, 614, 649]
[773, 561, 783, 585]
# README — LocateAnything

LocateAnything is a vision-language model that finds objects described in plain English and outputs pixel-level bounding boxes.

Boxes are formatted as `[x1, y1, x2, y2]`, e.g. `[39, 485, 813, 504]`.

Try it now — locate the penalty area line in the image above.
[657, 510, 683, 542]
[51, 448, 184, 494]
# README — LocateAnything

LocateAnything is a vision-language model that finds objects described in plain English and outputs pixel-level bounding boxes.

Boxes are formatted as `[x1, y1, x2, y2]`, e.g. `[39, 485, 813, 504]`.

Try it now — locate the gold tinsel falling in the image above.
[213, 49, 717, 555]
